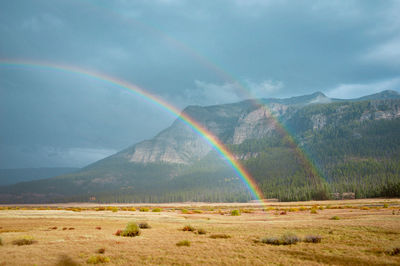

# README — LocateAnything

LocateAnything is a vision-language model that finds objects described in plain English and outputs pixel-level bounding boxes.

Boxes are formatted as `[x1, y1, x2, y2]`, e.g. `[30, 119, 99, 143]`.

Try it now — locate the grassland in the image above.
[0, 199, 399, 265]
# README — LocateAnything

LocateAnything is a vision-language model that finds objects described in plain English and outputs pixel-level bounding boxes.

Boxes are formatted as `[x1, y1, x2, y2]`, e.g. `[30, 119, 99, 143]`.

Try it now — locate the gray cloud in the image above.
[362, 38, 400, 67]
[191, 79, 284, 105]
[327, 77, 400, 99]
[1, 0, 399, 168]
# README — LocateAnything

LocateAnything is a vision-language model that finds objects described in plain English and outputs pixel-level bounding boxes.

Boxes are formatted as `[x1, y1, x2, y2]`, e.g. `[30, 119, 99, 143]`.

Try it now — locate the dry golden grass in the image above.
[0, 199, 399, 265]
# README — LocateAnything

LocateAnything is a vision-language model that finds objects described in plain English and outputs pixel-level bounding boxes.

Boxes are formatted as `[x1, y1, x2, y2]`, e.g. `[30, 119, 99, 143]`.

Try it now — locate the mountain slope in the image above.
[355, 90, 400, 101]
[0, 167, 79, 186]
[1, 90, 400, 203]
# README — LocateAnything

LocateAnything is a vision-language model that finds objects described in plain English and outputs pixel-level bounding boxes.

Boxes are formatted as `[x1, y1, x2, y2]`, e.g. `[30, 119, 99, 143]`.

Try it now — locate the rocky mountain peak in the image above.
[116, 90, 398, 165]
[309, 91, 331, 104]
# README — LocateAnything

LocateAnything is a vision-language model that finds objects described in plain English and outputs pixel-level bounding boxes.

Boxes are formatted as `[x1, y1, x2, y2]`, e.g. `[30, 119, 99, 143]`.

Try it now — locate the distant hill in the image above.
[0, 167, 79, 186]
[1, 90, 400, 203]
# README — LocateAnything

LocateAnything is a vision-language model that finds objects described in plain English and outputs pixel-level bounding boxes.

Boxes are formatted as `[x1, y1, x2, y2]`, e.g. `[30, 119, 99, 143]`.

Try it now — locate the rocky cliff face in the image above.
[360, 100, 400, 121]
[311, 114, 327, 131]
[126, 120, 212, 164]
[232, 107, 278, 144]
[116, 91, 400, 165]
[120, 102, 254, 164]
[120, 99, 298, 164]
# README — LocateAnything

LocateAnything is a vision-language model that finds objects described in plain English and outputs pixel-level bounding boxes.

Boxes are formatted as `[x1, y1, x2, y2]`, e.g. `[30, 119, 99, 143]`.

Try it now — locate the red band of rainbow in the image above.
[0, 59, 265, 203]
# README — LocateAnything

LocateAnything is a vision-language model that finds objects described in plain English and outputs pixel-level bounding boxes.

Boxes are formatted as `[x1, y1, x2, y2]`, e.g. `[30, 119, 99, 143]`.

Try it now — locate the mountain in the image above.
[355, 90, 400, 101]
[0, 167, 79, 186]
[1, 90, 400, 203]
[262, 91, 333, 105]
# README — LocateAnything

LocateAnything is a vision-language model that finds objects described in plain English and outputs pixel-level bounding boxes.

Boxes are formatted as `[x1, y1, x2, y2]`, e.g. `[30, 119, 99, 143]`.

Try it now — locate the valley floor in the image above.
[0, 199, 399, 265]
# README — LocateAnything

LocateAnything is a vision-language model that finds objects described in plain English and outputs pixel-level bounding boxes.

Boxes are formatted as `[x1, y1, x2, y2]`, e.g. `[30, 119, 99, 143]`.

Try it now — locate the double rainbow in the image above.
[82, 4, 323, 185]
[0, 59, 265, 202]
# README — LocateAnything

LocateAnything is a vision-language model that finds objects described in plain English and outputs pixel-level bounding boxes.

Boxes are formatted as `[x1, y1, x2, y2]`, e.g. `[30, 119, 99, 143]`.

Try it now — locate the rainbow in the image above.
[0, 59, 265, 202]
[81, 2, 322, 185]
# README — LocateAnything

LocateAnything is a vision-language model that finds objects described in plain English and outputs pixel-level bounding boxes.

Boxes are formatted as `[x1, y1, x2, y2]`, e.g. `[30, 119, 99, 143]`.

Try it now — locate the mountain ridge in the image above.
[0, 167, 79, 186]
[1, 90, 400, 203]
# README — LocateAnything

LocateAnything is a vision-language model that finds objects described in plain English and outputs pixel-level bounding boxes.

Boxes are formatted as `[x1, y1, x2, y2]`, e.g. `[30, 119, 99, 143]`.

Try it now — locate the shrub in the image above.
[330, 216, 340, 220]
[152, 208, 161, 212]
[138, 222, 151, 229]
[181, 209, 189, 214]
[281, 233, 300, 245]
[385, 247, 400, 256]
[210, 234, 231, 239]
[97, 248, 106, 254]
[182, 225, 195, 232]
[96, 226, 102, 230]
[62, 227, 68, 230]
[68, 227, 75, 230]
[383, 203, 389, 208]
[303, 235, 322, 243]
[139, 207, 149, 212]
[197, 228, 206, 235]
[310, 209, 318, 214]
[261, 237, 281, 245]
[0, 237, 2, 245]
[241, 208, 254, 213]
[110, 207, 118, 213]
[361, 206, 370, 210]
[261, 233, 300, 245]
[87, 255, 110, 264]
[299, 206, 307, 211]
[114, 229, 123, 236]
[130, 207, 136, 212]
[121, 222, 140, 237]
[176, 240, 190, 247]
[231, 210, 240, 216]
[193, 210, 203, 214]
[56, 255, 79, 266]
[280, 211, 287, 215]
[50, 226, 58, 230]
[12, 236, 37, 246]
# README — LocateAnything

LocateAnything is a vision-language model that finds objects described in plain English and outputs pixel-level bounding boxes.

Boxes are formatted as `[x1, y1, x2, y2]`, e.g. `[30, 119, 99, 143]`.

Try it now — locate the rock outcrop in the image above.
[117, 91, 400, 165]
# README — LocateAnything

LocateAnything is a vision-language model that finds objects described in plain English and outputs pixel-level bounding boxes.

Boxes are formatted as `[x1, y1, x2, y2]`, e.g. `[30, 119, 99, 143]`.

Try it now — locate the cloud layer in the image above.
[1, 0, 399, 167]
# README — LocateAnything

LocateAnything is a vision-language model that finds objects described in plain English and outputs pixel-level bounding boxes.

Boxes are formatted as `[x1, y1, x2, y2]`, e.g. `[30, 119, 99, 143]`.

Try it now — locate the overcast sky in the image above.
[1, 0, 400, 168]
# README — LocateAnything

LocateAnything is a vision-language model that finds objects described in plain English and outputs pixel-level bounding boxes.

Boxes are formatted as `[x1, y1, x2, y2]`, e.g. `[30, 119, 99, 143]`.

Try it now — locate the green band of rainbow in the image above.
[49, 1, 321, 188]
[0, 59, 265, 202]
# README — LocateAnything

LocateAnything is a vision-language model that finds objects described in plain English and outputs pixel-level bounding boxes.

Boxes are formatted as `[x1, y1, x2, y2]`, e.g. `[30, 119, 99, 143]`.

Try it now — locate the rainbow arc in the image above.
[0, 59, 265, 202]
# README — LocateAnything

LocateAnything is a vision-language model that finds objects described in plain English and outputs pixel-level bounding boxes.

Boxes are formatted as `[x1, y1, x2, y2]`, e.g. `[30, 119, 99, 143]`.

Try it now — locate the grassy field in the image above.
[0, 199, 399, 265]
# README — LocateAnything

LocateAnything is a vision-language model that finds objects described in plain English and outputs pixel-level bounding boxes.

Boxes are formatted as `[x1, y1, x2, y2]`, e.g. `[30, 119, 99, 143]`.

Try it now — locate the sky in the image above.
[1, 0, 400, 168]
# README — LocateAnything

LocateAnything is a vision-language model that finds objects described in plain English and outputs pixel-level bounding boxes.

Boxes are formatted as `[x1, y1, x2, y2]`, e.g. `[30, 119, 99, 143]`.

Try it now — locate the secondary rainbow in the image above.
[0, 59, 265, 202]
[81, 5, 322, 185]
[66, 2, 324, 187]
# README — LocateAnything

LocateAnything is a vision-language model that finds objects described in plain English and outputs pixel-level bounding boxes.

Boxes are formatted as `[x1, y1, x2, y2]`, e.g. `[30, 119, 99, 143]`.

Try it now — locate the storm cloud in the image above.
[1, 0, 399, 167]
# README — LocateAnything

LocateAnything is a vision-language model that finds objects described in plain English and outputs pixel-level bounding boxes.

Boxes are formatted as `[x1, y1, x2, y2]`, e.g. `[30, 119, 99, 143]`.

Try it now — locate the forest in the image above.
[2, 100, 399, 203]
